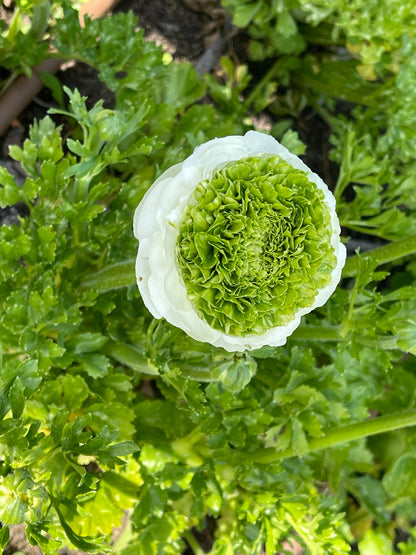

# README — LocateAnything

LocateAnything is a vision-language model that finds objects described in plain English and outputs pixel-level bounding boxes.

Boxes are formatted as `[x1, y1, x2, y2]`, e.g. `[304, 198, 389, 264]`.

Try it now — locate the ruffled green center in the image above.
[176, 156, 337, 336]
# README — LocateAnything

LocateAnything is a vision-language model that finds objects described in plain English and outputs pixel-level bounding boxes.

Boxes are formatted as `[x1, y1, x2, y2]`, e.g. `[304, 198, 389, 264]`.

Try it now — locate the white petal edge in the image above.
[133, 130, 346, 352]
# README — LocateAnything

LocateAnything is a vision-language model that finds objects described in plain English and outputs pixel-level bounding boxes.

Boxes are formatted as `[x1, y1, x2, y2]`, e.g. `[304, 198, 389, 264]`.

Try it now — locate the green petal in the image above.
[177, 156, 337, 336]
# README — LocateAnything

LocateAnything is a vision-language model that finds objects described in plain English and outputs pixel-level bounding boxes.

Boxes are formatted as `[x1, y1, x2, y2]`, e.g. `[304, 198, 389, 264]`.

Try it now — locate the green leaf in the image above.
[66, 333, 109, 354]
[9, 377, 25, 419]
[276, 11, 297, 38]
[61, 374, 90, 411]
[279, 129, 306, 155]
[358, 529, 394, 555]
[67, 138, 94, 158]
[51, 410, 70, 446]
[0, 166, 24, 207]
[107, 441, 139, 457]
[2, 497, 27, 525]
[132, 485, 168, 524]
[87, 402, 136, 441]
[231, 2, 262, 27]
[347, 476, 389, 523]
[0, 526, 10, 550]
[38, 225, 57, 263]
[79, 353, 110, 378]
[163, 62, 206, 109]
[383, 454, 416, 498]
[40, 70, 65, 107]
[379, 300, 416, 354]
[53, 501, 108, 552]
[291, 418, 309, 456]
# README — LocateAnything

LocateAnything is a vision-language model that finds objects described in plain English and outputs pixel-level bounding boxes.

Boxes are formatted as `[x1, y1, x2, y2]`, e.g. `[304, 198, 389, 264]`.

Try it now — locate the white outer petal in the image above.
[133, 131, 346, 352]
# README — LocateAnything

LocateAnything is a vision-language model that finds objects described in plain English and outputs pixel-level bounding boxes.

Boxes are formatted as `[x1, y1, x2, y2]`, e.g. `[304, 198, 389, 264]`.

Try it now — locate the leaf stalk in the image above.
[343, 233, 416, 277]
[247, 408, 416, 464]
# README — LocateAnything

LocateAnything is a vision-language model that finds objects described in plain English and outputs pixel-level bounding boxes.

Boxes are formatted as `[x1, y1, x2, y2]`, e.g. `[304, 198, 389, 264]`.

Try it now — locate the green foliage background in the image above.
[1, 1, 416, 553]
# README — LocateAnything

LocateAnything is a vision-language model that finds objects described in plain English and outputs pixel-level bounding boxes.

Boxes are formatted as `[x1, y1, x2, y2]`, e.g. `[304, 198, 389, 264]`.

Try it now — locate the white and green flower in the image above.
[133, 130, 346, 352]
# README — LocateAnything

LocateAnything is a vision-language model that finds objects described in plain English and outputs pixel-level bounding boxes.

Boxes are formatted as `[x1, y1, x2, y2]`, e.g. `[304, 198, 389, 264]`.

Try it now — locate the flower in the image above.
[133, 130, 346, 352]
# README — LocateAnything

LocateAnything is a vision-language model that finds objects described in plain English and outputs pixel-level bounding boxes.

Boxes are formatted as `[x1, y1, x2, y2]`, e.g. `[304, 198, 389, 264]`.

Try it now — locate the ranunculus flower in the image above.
[133, 131, 346, 352]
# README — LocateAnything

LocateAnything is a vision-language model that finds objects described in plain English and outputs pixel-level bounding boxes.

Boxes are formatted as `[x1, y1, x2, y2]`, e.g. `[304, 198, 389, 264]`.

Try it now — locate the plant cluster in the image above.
[220, 0, 416, 76]
[1, 1, 416, 554]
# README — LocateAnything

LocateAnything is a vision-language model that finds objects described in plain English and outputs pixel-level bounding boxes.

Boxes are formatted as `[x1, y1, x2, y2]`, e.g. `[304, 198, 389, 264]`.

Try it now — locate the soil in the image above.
[0, 0, 324, 553]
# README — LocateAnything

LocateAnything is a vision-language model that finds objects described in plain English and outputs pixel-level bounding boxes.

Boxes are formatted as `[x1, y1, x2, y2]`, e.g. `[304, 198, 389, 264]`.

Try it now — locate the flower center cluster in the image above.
[176, 156, 337, 336]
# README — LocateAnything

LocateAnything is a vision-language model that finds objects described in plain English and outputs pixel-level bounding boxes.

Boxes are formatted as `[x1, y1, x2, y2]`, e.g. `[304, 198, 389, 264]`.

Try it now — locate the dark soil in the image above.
[115, 0, 220, 60]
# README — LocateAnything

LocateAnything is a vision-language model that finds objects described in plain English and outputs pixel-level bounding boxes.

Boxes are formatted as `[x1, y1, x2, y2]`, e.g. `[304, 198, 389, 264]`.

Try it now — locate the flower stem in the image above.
[343, 233, 416, 277]
[247, 408, 416, 464]
[292, 326, 399, 350]
[291, 325, 341, 342]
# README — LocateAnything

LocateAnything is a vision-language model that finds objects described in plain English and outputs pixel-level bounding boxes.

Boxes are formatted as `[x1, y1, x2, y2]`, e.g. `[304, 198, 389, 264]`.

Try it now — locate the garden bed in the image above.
[1, 1, 416, 554]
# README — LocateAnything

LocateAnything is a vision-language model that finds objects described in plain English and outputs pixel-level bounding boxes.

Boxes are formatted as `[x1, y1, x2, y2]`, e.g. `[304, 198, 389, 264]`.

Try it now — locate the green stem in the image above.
[28, 0, 50, 40]
[247, 408, 416, 464]
[0, 71, 18, 97]
[112, 514, 134, 554]
[343, 233, 416, 277]
[75, 175, 92, 204]
[292, 326, 399, 350]
[171, 429, 206, 466]
[244, 59, 281, 109]
[354, 335, 398, 350]
[183, 530, 206, 555]
[341, 223, 392, 237]
[285, 513, 317, 555]
[291, 325, 341, 342]
[74, 175, 93, 244]
[81, 259, 136, 292]
[333, 130, 355, 202]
